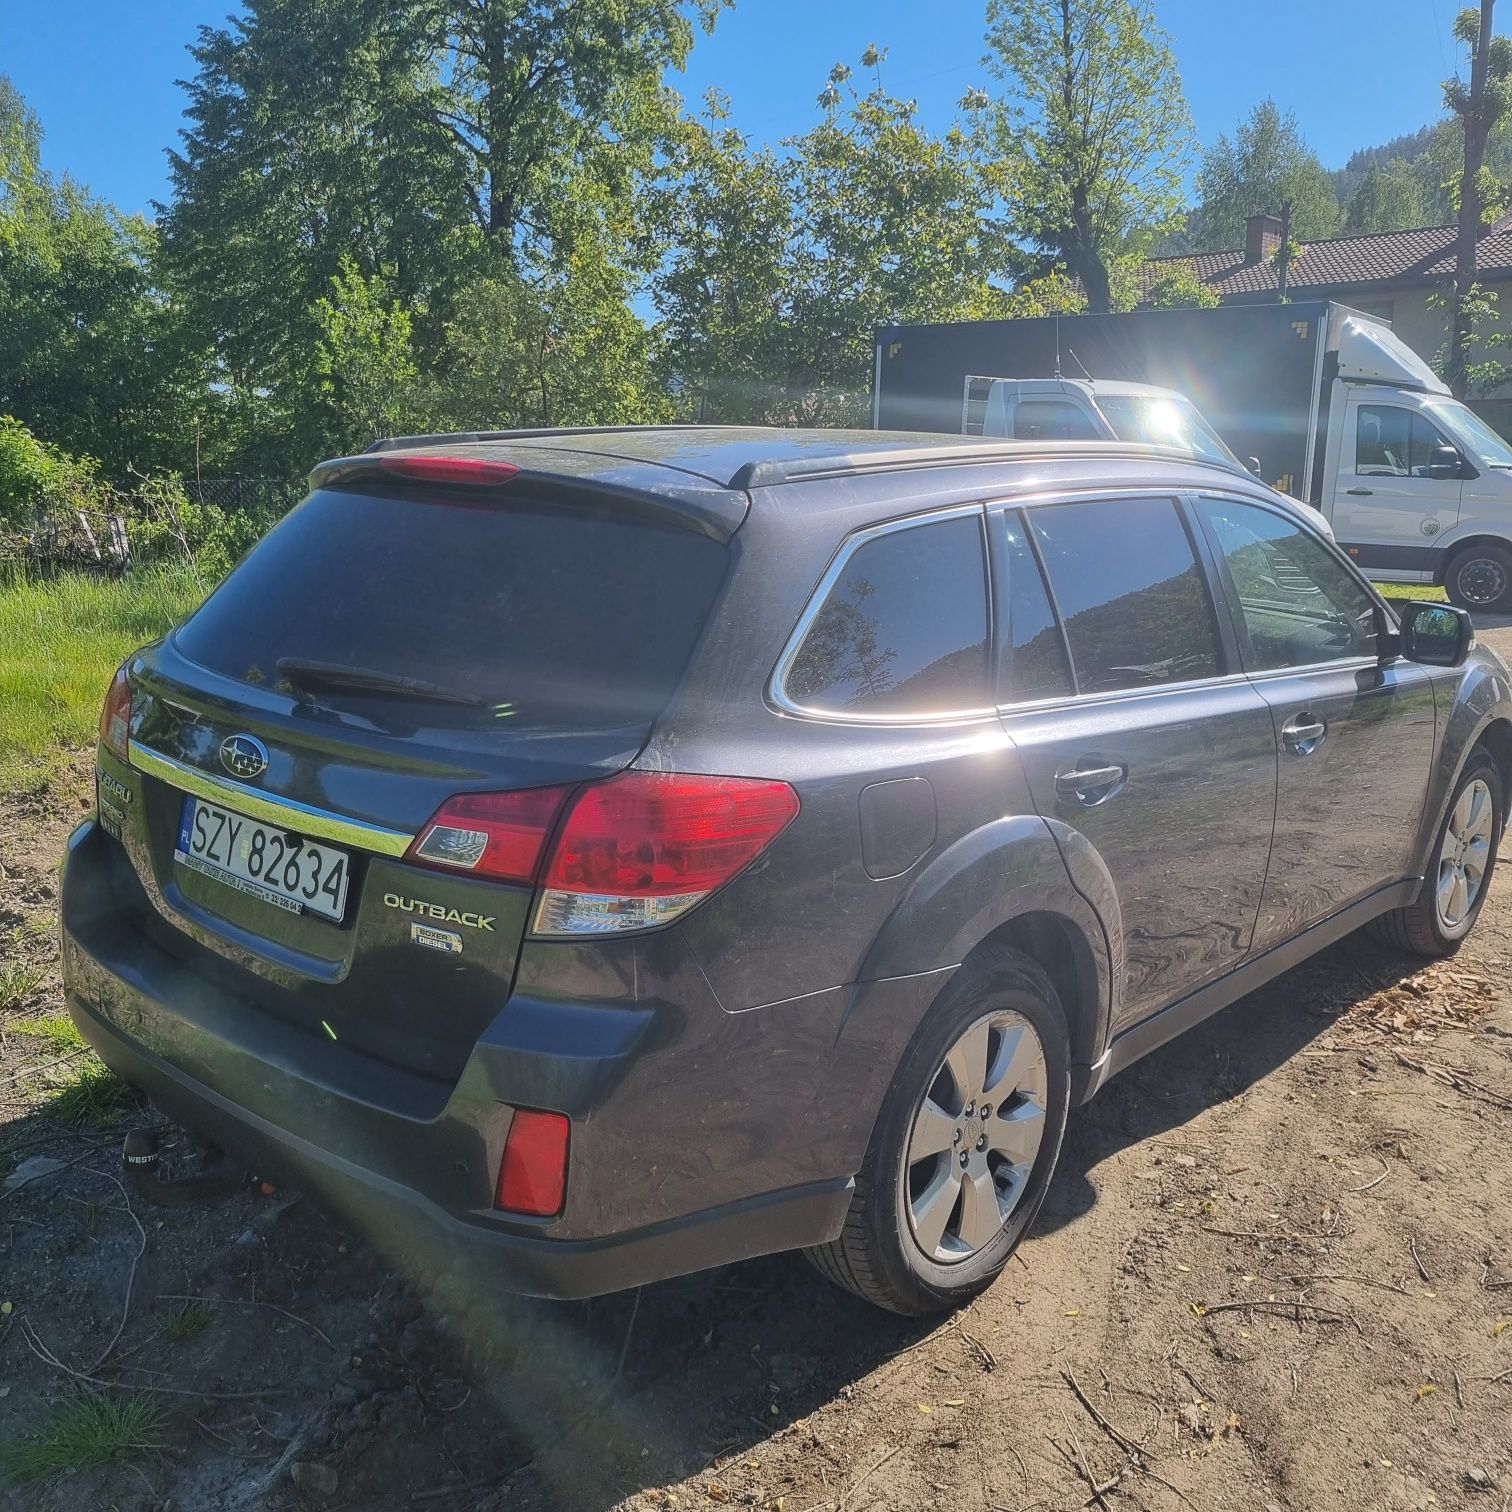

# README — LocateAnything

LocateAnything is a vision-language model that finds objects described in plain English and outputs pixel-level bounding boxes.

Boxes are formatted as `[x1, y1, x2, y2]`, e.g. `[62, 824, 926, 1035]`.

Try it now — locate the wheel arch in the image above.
[1413, 700, 1512, 881]
[957, 910, 1105, 1075]
[1475, 717, 1512, 829]
[854, 813, 1118, 1075]
[1434, 532, 1512, 588]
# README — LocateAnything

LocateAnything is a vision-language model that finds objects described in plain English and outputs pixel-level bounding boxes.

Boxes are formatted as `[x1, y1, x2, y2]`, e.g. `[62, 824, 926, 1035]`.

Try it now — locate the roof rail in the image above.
[365, 425, 744, 454]
[724, 441, 1246, 490]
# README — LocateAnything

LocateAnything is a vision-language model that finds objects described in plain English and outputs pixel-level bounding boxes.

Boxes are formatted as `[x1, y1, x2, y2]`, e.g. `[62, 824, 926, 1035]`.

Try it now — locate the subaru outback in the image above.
[62, 426, 1511, 1315]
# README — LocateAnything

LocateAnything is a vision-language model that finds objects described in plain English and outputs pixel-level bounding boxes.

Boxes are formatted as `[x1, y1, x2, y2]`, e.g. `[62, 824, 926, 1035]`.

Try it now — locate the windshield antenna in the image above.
[1066, 347, 1094, 386]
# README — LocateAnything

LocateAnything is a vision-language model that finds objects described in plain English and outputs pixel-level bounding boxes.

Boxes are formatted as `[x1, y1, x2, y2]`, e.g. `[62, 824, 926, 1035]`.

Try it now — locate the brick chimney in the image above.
[1244, 213, 1283, 264]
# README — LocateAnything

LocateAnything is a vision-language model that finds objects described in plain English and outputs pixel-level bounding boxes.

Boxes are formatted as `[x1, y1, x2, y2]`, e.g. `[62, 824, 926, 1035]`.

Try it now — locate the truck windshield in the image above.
[1094, 394, 1240, 468]
[1427, 399, 1512, 468]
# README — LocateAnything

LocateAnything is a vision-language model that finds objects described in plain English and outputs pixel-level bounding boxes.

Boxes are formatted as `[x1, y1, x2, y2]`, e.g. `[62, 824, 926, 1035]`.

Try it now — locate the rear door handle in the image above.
[1054, 762, 1127, 805]
[1281, 714, 1327, 752]
[1346, 487, 1373, 496]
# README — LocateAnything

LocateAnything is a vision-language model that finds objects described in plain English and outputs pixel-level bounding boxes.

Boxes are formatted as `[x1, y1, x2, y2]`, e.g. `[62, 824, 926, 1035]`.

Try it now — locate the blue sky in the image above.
[1, 0, 1467, 218]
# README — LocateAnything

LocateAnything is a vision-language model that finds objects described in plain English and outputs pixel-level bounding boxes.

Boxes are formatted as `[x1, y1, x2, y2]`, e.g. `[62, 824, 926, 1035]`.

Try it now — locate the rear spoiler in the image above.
[307, 453, 749, 544]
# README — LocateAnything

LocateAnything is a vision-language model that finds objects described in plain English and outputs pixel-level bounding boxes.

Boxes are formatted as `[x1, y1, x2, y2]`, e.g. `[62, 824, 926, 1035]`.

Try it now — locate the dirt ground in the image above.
[4, 628, 1512, 1512]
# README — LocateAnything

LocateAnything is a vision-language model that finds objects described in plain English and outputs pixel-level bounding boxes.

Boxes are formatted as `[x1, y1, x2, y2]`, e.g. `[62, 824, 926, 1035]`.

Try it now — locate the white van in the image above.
[875, 303, 1512, 615]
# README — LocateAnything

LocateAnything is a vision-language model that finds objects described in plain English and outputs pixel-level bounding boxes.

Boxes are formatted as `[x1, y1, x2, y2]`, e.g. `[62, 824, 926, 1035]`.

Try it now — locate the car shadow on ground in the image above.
[364, 928, 1430, 1510]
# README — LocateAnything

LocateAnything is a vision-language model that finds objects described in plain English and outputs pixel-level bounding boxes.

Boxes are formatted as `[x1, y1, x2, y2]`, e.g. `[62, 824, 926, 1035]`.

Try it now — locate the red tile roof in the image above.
[1140, 216, 1512, 301]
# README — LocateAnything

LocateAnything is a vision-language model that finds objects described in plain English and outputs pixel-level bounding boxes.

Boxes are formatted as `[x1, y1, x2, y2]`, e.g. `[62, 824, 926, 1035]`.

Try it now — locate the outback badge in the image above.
[383, 893, 495, 931]
[411, 922, 463, 955]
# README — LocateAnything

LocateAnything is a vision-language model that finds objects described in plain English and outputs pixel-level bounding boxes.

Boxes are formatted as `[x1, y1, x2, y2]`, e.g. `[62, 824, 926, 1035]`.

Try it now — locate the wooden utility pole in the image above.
[1276, 199, 1294, 302]
[1449, 0, 1498, 397]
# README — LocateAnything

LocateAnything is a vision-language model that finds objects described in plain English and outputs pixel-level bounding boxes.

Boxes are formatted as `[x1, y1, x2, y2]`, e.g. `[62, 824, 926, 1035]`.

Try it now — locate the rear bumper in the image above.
[68, 986, 851, 1298]
[61, 818, 886, 1298]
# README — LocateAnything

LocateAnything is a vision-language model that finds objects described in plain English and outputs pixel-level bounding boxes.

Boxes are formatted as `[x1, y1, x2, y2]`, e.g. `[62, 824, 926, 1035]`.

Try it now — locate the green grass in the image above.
[48, 1061, 137, 1128]
[10, 1012, 136, 1125]
[1373, 580, 1447, 603]
[0, 963, 45, 1012]
[156, 1299, 213, 1346]
[11, 1010, 82, 1053]
[0, 1391, 166, 1484]
[0, 564, 208, 794]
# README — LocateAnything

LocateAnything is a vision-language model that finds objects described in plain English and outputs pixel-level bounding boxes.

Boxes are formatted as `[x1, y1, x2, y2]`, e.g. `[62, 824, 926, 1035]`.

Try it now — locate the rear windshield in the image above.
[173, 487, 728, 729]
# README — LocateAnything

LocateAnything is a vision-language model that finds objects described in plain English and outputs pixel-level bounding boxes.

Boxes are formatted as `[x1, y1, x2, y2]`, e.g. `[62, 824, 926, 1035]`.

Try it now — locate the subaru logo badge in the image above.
[219, 734, 269, 780]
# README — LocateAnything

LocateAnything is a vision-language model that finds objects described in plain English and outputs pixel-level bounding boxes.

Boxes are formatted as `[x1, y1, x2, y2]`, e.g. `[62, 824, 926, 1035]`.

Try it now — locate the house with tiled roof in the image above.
[1140, 212, 1512, 429]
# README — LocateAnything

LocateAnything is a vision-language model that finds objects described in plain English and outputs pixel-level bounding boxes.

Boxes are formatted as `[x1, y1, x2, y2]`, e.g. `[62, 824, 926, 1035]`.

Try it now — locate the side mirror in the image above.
[1246, 456, 1263, 477]
[1428, 444, 1462, 480]
[1399, 600, 1474, 667]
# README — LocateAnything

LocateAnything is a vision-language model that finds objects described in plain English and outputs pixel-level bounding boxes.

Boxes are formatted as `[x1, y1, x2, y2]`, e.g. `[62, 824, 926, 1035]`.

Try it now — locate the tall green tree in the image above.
[980, 0, 1194, 313]
[0, 76, 209, 476]
[162, 0, 724, 466]
[433, 248, 669, 430]
[312, 258, 427, 452]
[1444, 1, 1512, 395]
[411, 0, 728, 242]
[160, 0, 474, 464]
[1189, 100, 1341, 251]
[0, 76, 43, 206]
[1343, 157, 1431, 233]
[780, 62, 1017, 418]
[643, 93, 795, 422]
[651, 61, 1018, 423]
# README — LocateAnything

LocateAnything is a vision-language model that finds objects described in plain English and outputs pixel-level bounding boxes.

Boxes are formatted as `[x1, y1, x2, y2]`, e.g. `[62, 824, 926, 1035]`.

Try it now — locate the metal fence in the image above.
[4, 477, 304, 576]
[182, 476, 303, 514]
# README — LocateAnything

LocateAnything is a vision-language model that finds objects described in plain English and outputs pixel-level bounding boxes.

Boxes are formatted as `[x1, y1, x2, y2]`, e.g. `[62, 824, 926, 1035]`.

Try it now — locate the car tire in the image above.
[805, 945, 1071, 1316]
[1444, 543, 1512, 617]
[1376, 749, 1504, 958]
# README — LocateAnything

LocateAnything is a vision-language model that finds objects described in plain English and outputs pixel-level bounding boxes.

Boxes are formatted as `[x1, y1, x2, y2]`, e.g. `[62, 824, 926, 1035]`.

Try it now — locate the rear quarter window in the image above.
[172, 487, 728, 730]
[780, 512, 991, 717]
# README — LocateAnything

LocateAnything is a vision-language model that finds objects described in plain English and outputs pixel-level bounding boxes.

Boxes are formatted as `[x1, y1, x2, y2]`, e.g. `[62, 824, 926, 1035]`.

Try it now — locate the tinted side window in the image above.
[1013, 400, 1101, 441]
[1029, 498, 1221, 695]
[783, 514, 990, 715]
[1198, 497, 1378, 669]
[1000, 512, 1074, 702]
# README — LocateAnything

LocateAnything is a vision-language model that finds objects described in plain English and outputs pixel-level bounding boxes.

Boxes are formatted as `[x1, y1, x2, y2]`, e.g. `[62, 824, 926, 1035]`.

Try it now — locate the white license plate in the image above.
[176, 797, 350, 922]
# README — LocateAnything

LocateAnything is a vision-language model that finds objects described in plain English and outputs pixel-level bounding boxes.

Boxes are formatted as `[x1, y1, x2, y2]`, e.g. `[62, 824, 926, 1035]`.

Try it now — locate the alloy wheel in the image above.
[903, 1010, 1049, 1264]
[1437, 777, 1495, 929]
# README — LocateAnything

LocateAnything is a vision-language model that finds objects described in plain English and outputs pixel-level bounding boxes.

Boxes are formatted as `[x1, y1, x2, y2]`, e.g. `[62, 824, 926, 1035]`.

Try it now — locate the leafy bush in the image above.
[0, 416, 284, 578]
[0, 415, 102, 529]
[120, 474, 283, 578]
[1144, 260, 1220, 310]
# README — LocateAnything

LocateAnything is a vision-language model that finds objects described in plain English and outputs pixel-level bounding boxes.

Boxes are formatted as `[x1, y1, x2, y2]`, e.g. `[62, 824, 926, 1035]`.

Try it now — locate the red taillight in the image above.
[376, 455, 521, 487]
[495, 1108, 569, 1216]
[406, 771, 799, 936]
[405, 786, 572, 884]
[534, 771, 799, 936]
[99, 662, 131, 762]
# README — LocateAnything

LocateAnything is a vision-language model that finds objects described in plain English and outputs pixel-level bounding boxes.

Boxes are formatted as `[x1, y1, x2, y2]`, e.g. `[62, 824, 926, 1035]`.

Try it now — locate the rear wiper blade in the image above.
[275, 657, 485, 707]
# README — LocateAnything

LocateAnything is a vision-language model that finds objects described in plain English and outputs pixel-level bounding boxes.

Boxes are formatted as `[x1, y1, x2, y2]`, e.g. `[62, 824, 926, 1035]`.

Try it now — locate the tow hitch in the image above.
[122, 1127, 254, 1208]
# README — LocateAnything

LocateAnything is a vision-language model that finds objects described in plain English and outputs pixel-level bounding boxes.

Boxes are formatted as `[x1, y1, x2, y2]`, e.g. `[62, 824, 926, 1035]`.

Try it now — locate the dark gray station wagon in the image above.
[63, 427, 1511, 1314]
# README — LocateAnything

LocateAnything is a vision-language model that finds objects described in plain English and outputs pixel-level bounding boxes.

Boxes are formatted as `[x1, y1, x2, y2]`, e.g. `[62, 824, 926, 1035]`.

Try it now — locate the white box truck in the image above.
[873, 302, 1512, 615]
